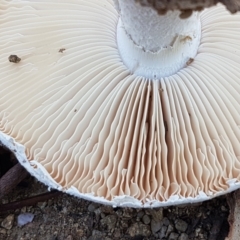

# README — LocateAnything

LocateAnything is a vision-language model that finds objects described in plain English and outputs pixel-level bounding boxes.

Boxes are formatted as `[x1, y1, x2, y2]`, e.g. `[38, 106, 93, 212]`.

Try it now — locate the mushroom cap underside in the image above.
[0, 0, 239, 207]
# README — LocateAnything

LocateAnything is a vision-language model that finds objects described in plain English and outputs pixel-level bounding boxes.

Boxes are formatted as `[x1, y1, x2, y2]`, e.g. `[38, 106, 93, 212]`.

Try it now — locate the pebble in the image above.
[47, 199, 53, 206]
[37, 201, 47, 209]
[142, 214, 151, 225]
[62, 207, 68, 214]
[17, 213, 34, 227]
[113, 229, 121, 238]
[88, 235, 102, 240]
[88, 230, 105, 240]
[66, 235, 73, 240]
[75, 229, 85, 238]
[151, 219, 163, 234]
[158, 225, 168, 239]
[178, 233, 189, 240]
[120, 219, 128, 229]
[169, 232, 179, 240]
[123, 208, 134, 218]
[128, 222, 151, 237]
[221, 205, 228, 212]
[1, 214, 14, 230]
[21, 206, 27, 213]
[0, 228, 7, 234]
[175, 219, 188, 232]
[88, 203, 97, 212]
[195, 227, 201, 237]
[1, 199, 8, 204]
[146, 208, 163, 221]
[137, 211, 144, 219]
[162, 217, 170, 226]
[166, 224, 174, 237]
[100, 215, 117, 231]
[115, 209, 123, 217]
[94, 208, 101, 216]
[100, 206, 114, 214]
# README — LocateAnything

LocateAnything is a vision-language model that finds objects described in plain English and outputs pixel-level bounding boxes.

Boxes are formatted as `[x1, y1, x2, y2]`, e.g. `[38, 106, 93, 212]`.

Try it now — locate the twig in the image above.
[0, 163, 28, 199]
[0, 190, 62, 213]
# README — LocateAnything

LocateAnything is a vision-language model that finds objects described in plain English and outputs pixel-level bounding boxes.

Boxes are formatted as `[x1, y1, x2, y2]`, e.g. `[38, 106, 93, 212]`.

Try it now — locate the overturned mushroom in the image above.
[0, 0, 239, 207]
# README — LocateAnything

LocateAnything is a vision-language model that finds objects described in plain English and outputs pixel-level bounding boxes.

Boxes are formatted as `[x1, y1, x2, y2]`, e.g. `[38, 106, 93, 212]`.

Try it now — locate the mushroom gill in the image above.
[0, 0, 239, 207]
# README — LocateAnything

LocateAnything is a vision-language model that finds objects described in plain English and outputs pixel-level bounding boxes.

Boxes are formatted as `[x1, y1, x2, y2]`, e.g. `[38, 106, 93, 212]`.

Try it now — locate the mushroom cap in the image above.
[0, 0, 239, 207]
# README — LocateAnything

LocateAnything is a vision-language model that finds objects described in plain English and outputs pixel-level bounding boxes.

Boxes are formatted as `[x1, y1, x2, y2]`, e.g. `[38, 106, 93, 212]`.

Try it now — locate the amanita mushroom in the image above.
[0, 0, 239, 207]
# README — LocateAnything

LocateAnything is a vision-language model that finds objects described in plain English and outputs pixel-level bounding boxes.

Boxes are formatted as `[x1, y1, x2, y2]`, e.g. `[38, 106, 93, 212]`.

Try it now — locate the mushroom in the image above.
[0, 0, 239, 207]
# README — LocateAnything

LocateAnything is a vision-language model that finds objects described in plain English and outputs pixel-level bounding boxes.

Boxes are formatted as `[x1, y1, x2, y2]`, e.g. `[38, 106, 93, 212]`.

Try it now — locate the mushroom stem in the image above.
[115, 0, 201, 78]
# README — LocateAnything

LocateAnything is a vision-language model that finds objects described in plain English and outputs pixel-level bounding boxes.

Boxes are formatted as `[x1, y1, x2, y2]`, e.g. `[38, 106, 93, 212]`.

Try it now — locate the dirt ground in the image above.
[0, 147, 231, 240]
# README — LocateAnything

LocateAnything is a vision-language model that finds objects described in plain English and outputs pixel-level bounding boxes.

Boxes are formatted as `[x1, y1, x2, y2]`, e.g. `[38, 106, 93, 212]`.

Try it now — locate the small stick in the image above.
[0, 163, 28, 199]
[0, 190, 62, 213]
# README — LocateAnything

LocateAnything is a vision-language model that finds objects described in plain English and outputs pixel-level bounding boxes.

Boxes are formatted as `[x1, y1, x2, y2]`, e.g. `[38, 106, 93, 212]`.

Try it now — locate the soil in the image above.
[0, 147, 231, 240]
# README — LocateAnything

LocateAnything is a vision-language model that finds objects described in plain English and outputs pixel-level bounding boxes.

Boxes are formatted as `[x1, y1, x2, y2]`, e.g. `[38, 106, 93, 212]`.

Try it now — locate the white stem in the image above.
[116, 0, 201, 78]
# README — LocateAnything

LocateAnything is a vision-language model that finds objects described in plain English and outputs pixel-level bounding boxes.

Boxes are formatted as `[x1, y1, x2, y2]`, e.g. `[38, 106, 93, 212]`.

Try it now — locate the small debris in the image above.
[59, 48, 66, 53]
[1, 214, 14, 230]
[179, 9, 192, 19]
[175, 219, 188, 232]
[88, 203, 97, 212]
[157, 8, 167, 15]
[180, 36, 192, 43]
[142, 214, 151, 225]
[186, 58, 194, 66]
[37, 201, 47, 209]
[8, 55, 21, 63]
[100, 214, 117, 231]
[17, 213, 34, 227]
[128, 222, 151, 237]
